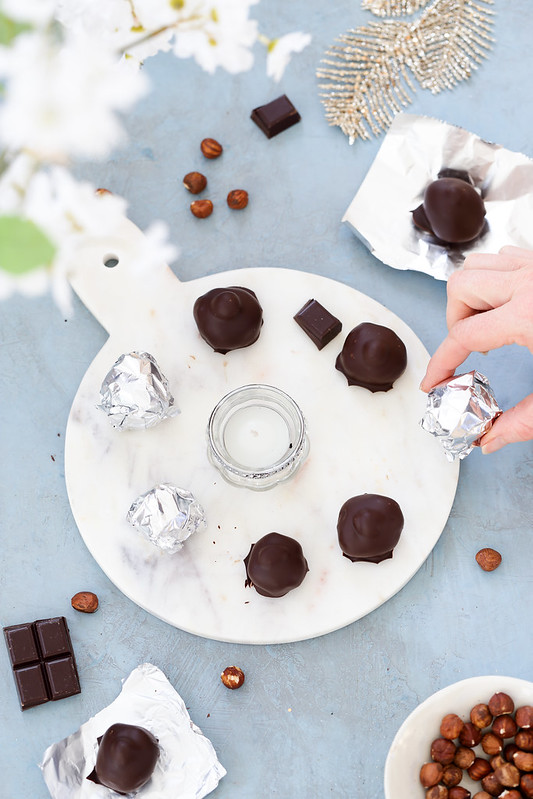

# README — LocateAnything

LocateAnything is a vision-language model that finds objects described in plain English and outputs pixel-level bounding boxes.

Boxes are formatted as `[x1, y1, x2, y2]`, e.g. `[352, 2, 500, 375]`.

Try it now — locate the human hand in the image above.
[420, 246, 533, 453]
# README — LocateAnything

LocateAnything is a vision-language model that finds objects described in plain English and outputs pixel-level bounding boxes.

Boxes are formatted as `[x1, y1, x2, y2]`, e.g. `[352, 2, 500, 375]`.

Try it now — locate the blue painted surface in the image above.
[1, 2, 533, 797]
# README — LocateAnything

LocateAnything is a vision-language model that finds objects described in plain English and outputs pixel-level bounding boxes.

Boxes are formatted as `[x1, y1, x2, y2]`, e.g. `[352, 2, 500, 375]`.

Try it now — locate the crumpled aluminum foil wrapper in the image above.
[98, 352, 179, 430]
[127, 483, 206, 554]
[420, 370, 502, 461]
[40, 663, 226, 799]
[343, 113, 533, 280]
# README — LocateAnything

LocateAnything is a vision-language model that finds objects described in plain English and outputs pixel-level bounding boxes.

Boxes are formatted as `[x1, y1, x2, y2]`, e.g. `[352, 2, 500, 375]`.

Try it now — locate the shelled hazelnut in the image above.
[494, 762, 520, 787]
[522, 773, 533, 797]
[442, 765, 463, 787]
[489, 755, 506, 771]
[460, 723, 482, 748]
[431, 738, 457, 765]
[492, 715, 517, 739]
[190, 199, 213, 219]
[448, 787, 470, 799]
[471, 704, 493, 730]
[442, 714, 466, 740]
[421, 762, 445, 787]
[516, 730, 533, 751]
[200, 138, 223, 159]
[480, 772, 503, 796]
[468, 757, 492, 781]
[454, 748, 475, 769]
[488, 693, 514, 717]
[426, 786, 448, 799]
[471, 793, 491, 799]
[513, 750, 533, 771]
[481, 732, 503, 756]
[516, 706, 533, 729]
[183, 171, 207, 194]
[504, 743, 520, 763]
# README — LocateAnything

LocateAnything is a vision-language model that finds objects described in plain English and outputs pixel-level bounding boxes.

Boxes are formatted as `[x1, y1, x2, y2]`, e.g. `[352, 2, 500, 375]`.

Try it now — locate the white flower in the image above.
[266, 31, 312, 83]
[0, 0, 57, 26]
[173, 0, 258, 74]
[0, 31, 149, 161]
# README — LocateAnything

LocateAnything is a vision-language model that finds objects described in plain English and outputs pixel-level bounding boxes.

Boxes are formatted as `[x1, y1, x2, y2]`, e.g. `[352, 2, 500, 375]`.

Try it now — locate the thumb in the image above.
[480, 394, 533, 453]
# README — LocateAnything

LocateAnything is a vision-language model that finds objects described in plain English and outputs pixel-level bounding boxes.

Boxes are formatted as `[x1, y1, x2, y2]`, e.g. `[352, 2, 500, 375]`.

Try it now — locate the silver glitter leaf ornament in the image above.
[317, 0, 494, 143]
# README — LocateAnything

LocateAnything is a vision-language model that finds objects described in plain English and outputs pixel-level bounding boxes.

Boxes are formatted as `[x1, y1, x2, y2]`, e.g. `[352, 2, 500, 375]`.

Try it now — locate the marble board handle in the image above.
[68, 216, 180, 336]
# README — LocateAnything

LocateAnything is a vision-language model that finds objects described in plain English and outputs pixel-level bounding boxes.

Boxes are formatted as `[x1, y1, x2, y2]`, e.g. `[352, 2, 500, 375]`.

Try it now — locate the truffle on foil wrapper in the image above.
[343, 113, 533, 280]
[40, 662, 226, 799]
[127, 483, 206, 554]
[98, 352, 179, 430]
[420, 370, 502, 462]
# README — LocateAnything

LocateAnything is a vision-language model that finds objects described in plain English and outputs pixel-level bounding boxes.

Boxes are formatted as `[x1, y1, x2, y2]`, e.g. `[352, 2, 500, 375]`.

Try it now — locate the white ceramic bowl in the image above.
[384, 675, 533, 799]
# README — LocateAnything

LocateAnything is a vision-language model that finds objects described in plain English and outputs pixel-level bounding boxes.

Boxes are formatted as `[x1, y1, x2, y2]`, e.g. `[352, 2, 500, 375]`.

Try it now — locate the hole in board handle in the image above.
[103, 254, 119, 268]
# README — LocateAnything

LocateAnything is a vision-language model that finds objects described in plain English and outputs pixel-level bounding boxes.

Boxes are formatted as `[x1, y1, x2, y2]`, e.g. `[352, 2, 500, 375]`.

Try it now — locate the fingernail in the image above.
[481, 437, 504, 454]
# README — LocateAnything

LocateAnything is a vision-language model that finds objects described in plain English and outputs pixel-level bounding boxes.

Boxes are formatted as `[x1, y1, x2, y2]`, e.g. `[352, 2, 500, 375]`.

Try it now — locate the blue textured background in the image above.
[2, 2, 533, 796]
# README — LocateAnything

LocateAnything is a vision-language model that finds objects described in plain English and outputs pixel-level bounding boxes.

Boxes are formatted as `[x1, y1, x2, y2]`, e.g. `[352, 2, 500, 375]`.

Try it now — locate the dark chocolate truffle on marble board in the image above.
[244, 532, 309, 598]
[337, 494, 404, 563]
[412, 176, 486, 244]
[193, 286, 263, 354]
[87, 723, 159, 794]
[335, 322, 407, 392]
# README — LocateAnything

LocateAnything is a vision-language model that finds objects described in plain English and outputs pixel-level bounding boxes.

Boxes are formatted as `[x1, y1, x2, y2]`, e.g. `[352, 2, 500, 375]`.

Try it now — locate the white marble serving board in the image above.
[65, 216, 459, 644]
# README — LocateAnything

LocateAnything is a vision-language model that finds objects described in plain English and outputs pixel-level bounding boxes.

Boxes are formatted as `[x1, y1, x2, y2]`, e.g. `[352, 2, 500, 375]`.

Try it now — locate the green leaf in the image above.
[0, 216, 56, 276]
[0, 12, 31, 46]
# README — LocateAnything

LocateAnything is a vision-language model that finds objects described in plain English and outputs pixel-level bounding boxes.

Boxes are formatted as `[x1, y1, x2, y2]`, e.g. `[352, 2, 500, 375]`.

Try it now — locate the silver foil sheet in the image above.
[420, 370, 502, 461]
[343, 113, 533, 280]
[40, 663, 226, 798]
[127, 483, 206, 554]
[98, 352, 179, 430]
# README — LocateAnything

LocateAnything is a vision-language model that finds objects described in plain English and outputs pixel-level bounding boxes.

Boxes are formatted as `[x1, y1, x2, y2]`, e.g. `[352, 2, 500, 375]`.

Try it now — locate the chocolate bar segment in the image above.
[251, 95, 301, 138]
[3, 616, 81, 710]
[294, 298, 342, 350]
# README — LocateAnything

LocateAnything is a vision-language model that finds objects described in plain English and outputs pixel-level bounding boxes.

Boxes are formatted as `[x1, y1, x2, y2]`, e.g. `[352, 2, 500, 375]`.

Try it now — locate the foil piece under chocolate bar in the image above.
[97, 351, 179, 430]
[40, 662, 226, 798]
[420, 370, 502, 462]
[343, 113, 533, 280]
[127, 483, 206, 554]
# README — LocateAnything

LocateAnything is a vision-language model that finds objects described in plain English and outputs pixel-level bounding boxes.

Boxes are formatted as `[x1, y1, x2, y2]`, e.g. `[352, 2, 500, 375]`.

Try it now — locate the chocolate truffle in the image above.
[337, 494, 404, 563]
[88, 723, 159, 793]
[193, 286, 263, 354]
[412, 175, 486, 244]
[244, 533, 308, 597]
[335, 322, 407, 392]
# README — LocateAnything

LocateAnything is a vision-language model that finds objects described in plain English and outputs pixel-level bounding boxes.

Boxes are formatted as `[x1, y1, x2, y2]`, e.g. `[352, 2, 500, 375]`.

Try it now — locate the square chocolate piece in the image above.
[3, 616, 81, 710]
[294, 299, 342, 350]
[251, 95, 301, 139]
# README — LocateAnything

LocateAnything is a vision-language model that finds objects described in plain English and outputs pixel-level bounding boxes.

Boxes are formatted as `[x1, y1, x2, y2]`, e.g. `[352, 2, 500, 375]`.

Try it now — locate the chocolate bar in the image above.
[294, 298, 342, 350]
[251, 95, 301, 139]
[4, 616, 81, 710]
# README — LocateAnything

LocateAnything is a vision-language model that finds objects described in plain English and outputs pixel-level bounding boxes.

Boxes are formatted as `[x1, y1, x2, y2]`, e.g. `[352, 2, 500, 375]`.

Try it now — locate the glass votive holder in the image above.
[207, 384, 309, 490]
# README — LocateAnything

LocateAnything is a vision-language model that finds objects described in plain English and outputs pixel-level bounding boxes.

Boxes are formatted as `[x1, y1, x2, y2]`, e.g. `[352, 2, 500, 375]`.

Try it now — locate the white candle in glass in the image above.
[223, 405, 291, 468]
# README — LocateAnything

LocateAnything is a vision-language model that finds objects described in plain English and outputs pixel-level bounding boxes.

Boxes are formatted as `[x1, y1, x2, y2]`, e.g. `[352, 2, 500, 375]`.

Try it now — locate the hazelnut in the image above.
[448, 788, 471, 799]
[441, 713, 466, 740]
[442, 765, 463, 787]
[513, 750, 533, 771]
[468, 758, 492, 781]
[183, 171, 207, 194]
[220, 665, 245, 689]
[516, 706, 533, 729]
[200, 138, 223, 159]
[227, 189, 249, 210]
[488, 693, 514, 717]
[481, 772, 503, 796]
[95, 188, 112, 196]
[481, 732, 504, 756]
[190, 199, 213, 219]
[521, 774, 533, 799]
[471, 704, 493, 730]
[431, 738, 457, 765]
[460, 723, 482, 748]
[455, 747, 476, 769]
[472, 793, 492, 799]
[475, 548, 502, 571]
[421, 762, 444, 788]
[499, 792, 522, 799]
[494, 763, 520, 788]
[426, 787, 448, 799]
[516, 729, 533, 751]
[504, 744, 520, 763]
[490, 755, 506, 771]
[492, 715, 517, 739]
[71, 591, 99, 613]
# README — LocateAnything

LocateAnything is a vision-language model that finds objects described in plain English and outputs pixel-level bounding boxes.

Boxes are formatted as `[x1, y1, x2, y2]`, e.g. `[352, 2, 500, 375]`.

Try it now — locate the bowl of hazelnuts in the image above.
[384, 676, 533, 799]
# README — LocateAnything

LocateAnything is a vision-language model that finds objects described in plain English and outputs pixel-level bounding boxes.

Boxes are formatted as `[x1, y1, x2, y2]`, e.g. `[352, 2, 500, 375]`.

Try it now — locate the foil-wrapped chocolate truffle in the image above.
[87, 723, 159, 793]
[127, 483, 206, 554]
[97, 351, 178, 430]
[244, 533, 308, 597]
[420, 370, 502, 461]
[412, 174, 486, 244]
[335, 322, 407, 392]
[337, 494, 404, 563]
[193, 286, 263, 354]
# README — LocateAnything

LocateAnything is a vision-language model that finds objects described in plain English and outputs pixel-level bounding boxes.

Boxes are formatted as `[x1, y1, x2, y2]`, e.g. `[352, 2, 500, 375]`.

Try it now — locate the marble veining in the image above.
[65, 217, 459, 644]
